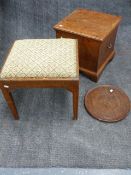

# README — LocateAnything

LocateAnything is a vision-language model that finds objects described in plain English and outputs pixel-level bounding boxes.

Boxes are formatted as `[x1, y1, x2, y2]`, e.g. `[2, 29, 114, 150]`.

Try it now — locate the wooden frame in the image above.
[0, 43, 79, 120]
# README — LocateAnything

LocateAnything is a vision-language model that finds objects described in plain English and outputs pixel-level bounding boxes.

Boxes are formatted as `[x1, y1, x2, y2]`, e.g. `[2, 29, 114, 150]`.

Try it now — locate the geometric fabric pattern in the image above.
[0, 39, 78, 79]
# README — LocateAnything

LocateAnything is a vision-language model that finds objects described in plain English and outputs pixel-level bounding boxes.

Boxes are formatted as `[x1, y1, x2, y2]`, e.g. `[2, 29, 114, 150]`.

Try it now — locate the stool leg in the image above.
[1, 88, 19, 120]
[72, 83, 79, 120]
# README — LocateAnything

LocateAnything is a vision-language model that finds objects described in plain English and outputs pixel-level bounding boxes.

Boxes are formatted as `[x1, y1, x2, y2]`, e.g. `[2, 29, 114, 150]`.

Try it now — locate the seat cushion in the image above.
[0, 39, 78, 79]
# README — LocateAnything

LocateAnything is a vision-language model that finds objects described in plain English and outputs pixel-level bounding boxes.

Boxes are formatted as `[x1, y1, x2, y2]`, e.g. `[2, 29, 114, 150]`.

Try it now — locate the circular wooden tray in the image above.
[84, 85, 130, 122]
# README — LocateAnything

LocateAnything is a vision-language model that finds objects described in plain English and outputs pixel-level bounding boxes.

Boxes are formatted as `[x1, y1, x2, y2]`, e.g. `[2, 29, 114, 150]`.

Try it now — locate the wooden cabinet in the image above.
[53, 9, 121, 82]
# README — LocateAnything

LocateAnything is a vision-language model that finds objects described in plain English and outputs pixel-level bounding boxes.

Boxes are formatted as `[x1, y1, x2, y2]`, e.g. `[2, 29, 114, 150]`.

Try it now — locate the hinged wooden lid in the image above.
[54, 9, 122, 41]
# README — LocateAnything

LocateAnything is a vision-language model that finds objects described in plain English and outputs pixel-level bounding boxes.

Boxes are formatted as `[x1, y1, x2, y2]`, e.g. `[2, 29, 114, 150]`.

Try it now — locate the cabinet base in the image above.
[80, 50, 115, 82]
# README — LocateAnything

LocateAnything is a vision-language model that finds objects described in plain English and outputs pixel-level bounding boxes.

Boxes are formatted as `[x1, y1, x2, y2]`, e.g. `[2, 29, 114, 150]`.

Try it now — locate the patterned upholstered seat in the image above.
[0, 39, 78, 79]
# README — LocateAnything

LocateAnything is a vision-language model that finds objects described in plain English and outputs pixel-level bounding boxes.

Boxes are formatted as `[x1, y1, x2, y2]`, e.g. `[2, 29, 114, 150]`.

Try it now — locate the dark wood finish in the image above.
[72, 81, 79, 120]
[0, 43, 79, 120]
[84, 85, 130, 122]
[53, 9, 121, 81]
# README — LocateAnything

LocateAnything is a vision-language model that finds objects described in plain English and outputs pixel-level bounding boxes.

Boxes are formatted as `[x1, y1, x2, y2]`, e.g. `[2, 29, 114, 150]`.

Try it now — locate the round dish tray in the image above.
[84, 85, 130, 122]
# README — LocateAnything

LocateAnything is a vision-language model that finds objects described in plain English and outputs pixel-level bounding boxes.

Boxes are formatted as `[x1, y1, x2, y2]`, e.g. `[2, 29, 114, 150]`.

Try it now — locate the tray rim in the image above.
[84, 84, 131, 123]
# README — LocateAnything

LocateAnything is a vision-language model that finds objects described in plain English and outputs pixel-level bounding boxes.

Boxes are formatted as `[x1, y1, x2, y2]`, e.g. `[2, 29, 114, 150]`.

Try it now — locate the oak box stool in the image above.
[0, 39, 79, 120]
[54, 9, 121, 81]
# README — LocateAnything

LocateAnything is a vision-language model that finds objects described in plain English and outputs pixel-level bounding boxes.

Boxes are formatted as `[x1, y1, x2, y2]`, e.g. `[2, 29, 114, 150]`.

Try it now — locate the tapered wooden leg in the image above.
[1, 88, 19, 120]
[72, 83, 79, 120]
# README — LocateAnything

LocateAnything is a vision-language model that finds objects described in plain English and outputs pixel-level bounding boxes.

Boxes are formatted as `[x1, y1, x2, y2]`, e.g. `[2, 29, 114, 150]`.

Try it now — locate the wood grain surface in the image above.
[54, 9, 121, 81]
[84, 85, 130, 122]
[54, 8, 121, 41]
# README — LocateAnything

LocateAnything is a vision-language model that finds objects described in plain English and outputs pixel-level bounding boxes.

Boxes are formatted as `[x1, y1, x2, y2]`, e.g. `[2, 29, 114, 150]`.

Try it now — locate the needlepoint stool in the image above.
[0, 39, 79, 120]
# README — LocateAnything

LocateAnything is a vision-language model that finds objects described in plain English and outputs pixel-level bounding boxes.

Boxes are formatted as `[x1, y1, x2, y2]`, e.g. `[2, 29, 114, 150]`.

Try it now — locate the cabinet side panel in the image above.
[98, 26, 118, 68]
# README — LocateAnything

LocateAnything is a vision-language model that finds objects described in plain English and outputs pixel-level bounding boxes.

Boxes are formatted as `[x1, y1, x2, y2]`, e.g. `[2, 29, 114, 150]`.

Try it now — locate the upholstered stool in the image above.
[0, 39, 79, 120]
